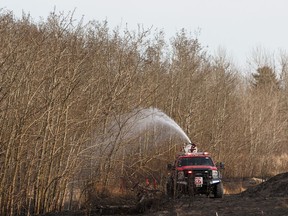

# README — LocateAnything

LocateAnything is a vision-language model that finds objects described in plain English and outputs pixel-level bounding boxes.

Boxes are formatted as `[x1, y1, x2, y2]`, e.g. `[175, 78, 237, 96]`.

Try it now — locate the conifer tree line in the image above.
[0, 11, 288, 215]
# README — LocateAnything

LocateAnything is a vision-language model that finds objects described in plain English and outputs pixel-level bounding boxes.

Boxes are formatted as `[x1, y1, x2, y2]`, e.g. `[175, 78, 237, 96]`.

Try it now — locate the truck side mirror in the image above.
[167, 163, 174, 170]
[219, 162, 225, 169]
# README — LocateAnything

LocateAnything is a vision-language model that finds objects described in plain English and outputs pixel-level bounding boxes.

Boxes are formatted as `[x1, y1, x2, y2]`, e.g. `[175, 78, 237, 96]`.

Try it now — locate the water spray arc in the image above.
[110, 107, 192, 145]
[90, 107, 194, 160]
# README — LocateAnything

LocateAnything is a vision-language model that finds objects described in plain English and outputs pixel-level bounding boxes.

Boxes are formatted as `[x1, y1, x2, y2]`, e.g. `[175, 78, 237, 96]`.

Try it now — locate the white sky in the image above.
[1, 0, 288, 68]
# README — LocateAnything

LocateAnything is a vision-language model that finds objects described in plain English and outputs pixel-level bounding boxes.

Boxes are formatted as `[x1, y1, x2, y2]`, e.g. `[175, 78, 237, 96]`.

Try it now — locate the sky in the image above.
[1, 0, 288, 69]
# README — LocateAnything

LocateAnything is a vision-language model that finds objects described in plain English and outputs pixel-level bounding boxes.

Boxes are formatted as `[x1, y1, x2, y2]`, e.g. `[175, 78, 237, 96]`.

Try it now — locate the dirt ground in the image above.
[142, 172, 288, 216]
[43, 172, 288, 216]
[142, 194, 288, 216]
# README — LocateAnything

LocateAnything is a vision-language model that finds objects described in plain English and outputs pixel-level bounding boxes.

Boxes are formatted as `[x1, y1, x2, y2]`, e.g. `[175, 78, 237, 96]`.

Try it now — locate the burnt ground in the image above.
[43, 172, 288, 216]
[145, 172, 288, 216]
[142, 194, 288, 216]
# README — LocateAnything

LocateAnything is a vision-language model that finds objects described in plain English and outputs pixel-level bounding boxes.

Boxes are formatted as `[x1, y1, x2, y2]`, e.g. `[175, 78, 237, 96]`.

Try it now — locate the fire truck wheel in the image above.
[214, 182, 224, 198]
[166, 178, 174, 198]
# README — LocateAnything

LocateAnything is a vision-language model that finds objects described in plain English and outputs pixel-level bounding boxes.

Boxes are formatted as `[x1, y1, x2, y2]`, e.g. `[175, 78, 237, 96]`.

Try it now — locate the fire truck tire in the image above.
[214, 182, 224, 198]
[187, 176, 194, 197]
[166, 179, 174, 198]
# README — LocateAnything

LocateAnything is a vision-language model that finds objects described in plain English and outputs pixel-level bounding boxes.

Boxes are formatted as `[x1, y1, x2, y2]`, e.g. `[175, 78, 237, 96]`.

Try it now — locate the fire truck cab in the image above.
[166, 152, 224, 198]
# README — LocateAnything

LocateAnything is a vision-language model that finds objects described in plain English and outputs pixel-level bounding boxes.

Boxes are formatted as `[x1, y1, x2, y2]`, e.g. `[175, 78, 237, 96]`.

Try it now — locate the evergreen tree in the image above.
[252, 66, 279, 92]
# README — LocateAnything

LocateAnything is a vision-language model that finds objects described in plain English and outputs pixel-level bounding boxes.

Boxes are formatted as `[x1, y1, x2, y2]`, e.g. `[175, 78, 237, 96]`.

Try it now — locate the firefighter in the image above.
[190, 143, 198, 153]
[184, 143, 198, 153]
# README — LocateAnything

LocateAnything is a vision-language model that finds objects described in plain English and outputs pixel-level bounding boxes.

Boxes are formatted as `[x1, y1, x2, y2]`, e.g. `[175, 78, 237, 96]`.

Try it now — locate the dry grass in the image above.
[223, 177, 265, 195]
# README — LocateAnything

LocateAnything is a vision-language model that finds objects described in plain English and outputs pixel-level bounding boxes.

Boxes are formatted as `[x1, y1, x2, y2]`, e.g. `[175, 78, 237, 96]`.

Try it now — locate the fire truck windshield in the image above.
[177, 157, 214, 167]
